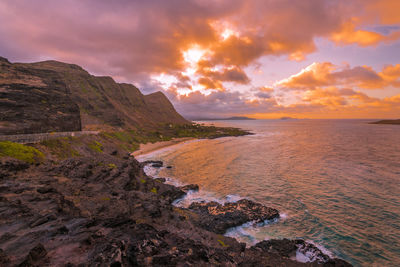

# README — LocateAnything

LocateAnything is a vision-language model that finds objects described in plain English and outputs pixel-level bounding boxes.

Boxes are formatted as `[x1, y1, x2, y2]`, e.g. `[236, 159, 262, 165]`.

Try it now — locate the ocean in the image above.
[137, 119, 400, 267]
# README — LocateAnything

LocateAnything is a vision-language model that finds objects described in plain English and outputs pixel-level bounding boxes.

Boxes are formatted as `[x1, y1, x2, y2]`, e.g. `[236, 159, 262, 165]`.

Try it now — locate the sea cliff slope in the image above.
[0, 56, 188, 135]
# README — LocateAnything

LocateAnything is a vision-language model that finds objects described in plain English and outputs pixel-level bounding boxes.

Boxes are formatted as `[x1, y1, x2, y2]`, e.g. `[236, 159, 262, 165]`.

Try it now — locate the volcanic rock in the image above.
[188, 199, 279, 234]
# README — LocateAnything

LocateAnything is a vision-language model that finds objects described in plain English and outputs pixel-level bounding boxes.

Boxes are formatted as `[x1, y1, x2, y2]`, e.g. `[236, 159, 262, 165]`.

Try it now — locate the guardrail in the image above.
[0, 131, 99, 144]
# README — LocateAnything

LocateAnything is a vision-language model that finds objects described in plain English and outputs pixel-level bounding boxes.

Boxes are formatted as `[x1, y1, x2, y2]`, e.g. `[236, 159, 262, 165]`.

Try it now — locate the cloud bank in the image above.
[0, 0, 399, 118]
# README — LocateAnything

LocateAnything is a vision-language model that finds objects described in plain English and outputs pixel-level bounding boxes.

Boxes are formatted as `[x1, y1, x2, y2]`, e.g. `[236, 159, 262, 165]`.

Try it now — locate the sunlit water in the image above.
[137, 119, 400, 266]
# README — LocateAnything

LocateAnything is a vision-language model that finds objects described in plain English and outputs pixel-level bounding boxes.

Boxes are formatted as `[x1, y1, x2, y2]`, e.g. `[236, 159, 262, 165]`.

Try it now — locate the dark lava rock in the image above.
[0, 249, 10, 265]
[0, 158, 30, 172]
[36, 186, 57, 194]
[159, 184, 186, 203]
[254, 239, 299, 258]
[188, 199, 279, 234]
[180, 184, 199, 192]
[142, 160, 163, 168]
[0, 158, 29, 179]
[253, 239, 352, 266]
[0, 151, 352, 266]
[18, 243, 47, 266]
[154, 177, 166, 183]
[53, 226, 69, 236]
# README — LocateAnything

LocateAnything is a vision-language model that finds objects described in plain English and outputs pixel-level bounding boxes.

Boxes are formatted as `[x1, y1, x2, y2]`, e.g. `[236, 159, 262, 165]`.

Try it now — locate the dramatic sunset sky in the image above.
[1, 0, 399, 119]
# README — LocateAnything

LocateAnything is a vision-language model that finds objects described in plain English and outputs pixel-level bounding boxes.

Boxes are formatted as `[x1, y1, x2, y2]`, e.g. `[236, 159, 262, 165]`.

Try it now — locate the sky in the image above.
[1, 0, 400, 119]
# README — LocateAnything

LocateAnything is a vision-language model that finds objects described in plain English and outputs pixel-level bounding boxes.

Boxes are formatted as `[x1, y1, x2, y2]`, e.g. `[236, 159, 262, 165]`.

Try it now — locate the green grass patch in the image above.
[0, 141, 44, 164]
[150, 187, 157, 194]
[88, 141, 103, 153]
[41, 137, 80, 159]
[217, 239, 229, 248]
[107, 163, 117, 169]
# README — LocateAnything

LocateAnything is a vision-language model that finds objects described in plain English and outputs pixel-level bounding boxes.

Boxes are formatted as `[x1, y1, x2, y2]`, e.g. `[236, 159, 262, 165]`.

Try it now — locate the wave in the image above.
[141, 161, 336, 265]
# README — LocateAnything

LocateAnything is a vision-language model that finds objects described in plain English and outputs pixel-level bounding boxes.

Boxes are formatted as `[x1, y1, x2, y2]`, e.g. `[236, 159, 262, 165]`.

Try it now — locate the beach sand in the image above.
[130, 137, 195, 157]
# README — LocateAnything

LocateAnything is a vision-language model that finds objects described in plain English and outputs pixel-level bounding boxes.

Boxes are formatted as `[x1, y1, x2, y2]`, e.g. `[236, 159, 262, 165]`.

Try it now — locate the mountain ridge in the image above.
[0, 57, 188, 135]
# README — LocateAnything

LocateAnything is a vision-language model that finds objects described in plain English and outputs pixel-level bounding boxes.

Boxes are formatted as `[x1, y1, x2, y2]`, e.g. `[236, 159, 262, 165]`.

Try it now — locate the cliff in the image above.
[0, 57, 188, 135]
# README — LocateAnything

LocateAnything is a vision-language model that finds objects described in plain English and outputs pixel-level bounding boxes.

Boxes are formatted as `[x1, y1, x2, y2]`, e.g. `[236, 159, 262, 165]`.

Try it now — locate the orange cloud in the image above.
[276, 62, 400, 90]
[197, 66, 250, 84]
[331, 20, 397, 47]
[365, 0, 400, 25]
[1, 0, 399, 119]
[198, 77, 224, 91]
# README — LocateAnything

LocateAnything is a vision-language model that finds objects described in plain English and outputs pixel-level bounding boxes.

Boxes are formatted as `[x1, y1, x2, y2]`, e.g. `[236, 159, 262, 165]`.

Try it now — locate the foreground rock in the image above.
[0, 154, 352, 266]
[187, 199, 279, 234]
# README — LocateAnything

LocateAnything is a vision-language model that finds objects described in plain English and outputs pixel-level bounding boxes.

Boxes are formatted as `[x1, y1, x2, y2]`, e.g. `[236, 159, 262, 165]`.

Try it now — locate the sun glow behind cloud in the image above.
[182, 46, 208, 76]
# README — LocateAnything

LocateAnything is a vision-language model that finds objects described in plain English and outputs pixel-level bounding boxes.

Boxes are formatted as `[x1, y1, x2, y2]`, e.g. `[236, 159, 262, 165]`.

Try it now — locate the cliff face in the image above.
[0, 57, 82, 135]
[0, 57, 188, 135]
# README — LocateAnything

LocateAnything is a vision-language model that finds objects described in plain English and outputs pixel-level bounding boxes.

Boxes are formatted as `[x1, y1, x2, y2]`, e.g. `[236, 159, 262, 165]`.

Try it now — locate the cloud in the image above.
[1, 0, 398, 83]
[197, 77, 224, 91]
[276, 62, 400, 90]
[163, 88, 278, 119]
[331, 20, 400, 47]
[1, 0, 399, 118]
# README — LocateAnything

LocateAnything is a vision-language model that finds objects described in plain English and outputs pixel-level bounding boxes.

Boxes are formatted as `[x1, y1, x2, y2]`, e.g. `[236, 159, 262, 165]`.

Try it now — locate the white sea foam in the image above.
[224, 216, 282, 246]
[142, 162, 336, 264]
[142, 163, 244, 208]
[294, 241, 334, 263]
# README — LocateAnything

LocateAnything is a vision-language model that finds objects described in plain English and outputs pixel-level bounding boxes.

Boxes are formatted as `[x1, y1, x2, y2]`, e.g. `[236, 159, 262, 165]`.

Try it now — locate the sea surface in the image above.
[138, 119, 400, 267]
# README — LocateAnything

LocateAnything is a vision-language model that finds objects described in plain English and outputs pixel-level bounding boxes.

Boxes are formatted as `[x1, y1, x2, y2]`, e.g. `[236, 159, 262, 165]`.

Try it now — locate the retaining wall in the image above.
[0, 131, 99, 144]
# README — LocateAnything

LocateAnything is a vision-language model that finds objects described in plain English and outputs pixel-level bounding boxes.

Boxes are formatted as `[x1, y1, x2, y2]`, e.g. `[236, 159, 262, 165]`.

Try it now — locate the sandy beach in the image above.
[130, 137, 195, 157]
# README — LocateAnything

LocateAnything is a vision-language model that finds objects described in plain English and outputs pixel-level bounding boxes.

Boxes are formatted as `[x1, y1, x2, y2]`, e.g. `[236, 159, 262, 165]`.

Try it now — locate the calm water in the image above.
[138, 119, 400, 266]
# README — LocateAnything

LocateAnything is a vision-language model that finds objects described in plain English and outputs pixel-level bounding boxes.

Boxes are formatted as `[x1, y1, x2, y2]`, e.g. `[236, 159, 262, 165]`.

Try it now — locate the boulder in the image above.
[188, 199, 279, 234]
[180, 184, 199, 192]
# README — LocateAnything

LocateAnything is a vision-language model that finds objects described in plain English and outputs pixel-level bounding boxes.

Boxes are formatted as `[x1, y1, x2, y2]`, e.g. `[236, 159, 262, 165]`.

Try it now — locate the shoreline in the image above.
[131, 137, 196, 157]
[0, 135, 353, 266]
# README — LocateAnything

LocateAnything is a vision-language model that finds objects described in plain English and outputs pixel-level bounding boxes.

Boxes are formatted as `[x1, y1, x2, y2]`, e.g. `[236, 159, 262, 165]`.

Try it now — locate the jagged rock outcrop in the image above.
[0, 56, 188, 135]
[187, 199, 280, 234]
[0, 151, 352, 266]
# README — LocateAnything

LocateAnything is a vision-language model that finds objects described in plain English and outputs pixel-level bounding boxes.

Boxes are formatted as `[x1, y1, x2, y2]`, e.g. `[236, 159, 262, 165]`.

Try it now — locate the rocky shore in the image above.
[0, 151, 352, 266]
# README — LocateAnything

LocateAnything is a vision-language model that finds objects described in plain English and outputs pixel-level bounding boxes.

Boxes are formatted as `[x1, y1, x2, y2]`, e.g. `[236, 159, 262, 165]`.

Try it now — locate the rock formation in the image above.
[0, 56, 188, 135]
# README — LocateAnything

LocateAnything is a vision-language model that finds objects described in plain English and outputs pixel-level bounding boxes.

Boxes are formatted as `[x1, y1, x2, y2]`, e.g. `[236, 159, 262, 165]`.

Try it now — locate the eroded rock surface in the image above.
[0, 155, 352, 266]
[187, 199, 279, 234]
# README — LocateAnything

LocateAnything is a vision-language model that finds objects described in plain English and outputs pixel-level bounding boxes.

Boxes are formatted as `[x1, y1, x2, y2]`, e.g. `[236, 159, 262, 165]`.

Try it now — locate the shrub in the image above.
[88, 141, 103, 153]
[0, 141, 44, 164]
[41, 138, 80, 159]
[107, 163, 117, 169]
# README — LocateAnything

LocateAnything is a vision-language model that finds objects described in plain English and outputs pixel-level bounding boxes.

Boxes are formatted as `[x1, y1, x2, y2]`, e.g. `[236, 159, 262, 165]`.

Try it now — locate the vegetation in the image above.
[217, 239, 229, 248]
[0, 141, 44, 164]
[88, 141, 103, 153]
[41, 137, 80, 159]
[107, 163, 117, 169]
[150, 187, 158, 194]
[99, 123, 251, 153]
[164, 123, 250, 139]
[10, 122, 250, 162]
